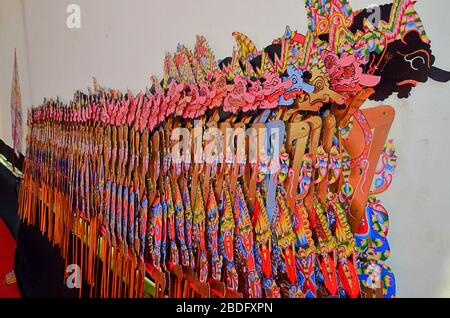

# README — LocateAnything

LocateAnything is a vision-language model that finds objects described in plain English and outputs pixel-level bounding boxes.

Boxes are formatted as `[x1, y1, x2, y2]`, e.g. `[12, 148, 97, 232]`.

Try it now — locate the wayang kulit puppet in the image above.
[18, 0, 449, 298]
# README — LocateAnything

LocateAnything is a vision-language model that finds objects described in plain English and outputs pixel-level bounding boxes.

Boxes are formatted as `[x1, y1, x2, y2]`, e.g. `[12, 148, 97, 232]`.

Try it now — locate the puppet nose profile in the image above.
[428, 66, 450, 83]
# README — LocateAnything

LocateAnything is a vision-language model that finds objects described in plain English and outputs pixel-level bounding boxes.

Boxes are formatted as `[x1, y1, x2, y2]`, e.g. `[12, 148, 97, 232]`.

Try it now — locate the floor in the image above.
[0, 217, 20, 298]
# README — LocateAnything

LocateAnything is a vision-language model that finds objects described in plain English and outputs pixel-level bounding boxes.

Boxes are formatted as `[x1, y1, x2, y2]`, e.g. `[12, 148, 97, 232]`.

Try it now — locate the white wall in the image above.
[1, 0, 450, 297]
[0, 0, 32, 153]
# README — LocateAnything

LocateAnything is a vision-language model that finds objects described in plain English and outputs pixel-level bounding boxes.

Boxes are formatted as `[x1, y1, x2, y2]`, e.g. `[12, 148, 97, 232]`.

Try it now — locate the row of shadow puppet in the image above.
[17, 0, 450, 298]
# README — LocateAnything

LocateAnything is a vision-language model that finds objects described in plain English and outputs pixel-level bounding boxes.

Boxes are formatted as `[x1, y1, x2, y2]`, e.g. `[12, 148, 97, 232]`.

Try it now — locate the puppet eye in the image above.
[410, 56, 426, 70]
[315, 78, 324, 90]
[343, 65, 355, 79]
[404, 54, 426, 71]
[324, 56, 336, 69]
[398, 48, 430, 71]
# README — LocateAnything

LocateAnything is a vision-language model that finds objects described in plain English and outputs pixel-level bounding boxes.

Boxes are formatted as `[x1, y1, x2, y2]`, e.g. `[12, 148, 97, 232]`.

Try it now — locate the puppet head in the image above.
[350, 0, 450, 100]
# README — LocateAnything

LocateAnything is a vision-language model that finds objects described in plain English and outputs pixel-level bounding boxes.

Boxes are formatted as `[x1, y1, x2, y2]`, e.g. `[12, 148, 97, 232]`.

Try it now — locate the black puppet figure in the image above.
[352, 2, 450, 101]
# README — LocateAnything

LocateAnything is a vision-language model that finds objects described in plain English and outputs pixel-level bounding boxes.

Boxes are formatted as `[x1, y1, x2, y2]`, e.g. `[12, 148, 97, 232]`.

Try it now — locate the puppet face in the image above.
[247, 77, 264, 99]
[295, 66, 345, 111]
[260, 70, 291, 108]
[224, 76, 251, 113]
[279, 65, 315, 105]
[198, 81, 211, 107]
[368, 30, 450, 100]
[244, 78, 264, 112]
[322, 50, 380, 92]
[215, 73, 227, 91]
[210, 73, 230, 110]
[183, 84, 206, 119]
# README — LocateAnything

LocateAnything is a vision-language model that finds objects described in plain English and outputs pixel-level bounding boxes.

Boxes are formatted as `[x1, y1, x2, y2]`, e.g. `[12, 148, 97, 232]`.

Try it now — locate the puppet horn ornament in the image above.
[17, 0, 448, 298]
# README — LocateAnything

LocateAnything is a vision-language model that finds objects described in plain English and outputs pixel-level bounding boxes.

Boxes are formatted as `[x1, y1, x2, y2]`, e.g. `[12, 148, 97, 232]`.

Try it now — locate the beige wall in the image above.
[1, 0, 450, 297]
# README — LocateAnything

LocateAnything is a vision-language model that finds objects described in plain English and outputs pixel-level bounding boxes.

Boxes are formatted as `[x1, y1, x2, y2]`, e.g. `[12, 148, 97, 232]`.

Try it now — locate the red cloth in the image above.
[0, 217, 21, 298]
